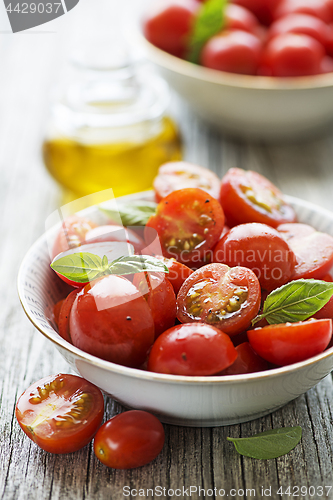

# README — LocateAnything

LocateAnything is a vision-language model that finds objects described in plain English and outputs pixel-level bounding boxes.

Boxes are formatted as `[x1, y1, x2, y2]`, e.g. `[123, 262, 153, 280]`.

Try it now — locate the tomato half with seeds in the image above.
[146, 188, 224, 266]
[147, 323, 237, 375]
[219, 168, 297, 228]
[177, 263, 261, 336]
[15, 374, 104, 454]
[248, 319, 332, 366]
[52, 215, 96, 259]
[277, 223, 333, 280]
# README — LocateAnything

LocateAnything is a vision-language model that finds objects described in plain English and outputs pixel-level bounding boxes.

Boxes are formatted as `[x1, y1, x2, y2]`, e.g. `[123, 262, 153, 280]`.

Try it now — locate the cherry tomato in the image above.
[248, 319, 332, 366]
[274, 0, 332, 24]
[326, 24, 333, 57]
[225, 4, 260, 33]
[69, 275, 155, 367]
[58, 289, 80, 343]
[153, 256, 194, 295]
[218, 342, 269, 375]
[84, 225, 145, 253]
[133, 272, 177, 338]
[321, 56, 333, 73]
[267, 13, 329, 47]
[153, 162, 221, 202]
[53, 299, 64, 328]
[213, 223, 296, 291]
[314, 295, 333, 320]
[277, 223, 333, 279]
[261, 33, 325, 76]
[176, 263, 261, 336]
[200, 30, 262, 75]
[52, 215, 96, 259]
[147, 323, 237, 375]
[94, 410, 165, 469]
[146, 188, 224, 266]
[232, 0, 281, 25]
[143, 0, 200, 58]
[15, 374, 104, 454]
[219, 168, 297, 228]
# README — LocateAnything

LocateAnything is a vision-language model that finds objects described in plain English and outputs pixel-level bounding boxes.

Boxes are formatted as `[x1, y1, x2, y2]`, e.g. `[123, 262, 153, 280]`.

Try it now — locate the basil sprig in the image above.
[99, 201, 157, 227]
[227, 426, 302, 460]
[252, 279, 333, 326]
[51, 253, 168, 284]
[187, 0, 227, 64]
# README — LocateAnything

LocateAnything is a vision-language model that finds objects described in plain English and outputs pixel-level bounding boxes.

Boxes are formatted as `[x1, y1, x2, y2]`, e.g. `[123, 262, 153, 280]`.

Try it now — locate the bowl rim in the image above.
[17, 192, 333, 386]
[139, 33, 333, 91]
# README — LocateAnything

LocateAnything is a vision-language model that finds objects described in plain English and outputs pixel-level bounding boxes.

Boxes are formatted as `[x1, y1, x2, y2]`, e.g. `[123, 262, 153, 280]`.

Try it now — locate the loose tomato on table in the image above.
[219, 168, 297, 228]
[146, 188, 224, 266]
[247, 318, 332, 366]
[147, 323, 237, 375]
[15, 374, 104, 454]
[94, 410, 165, 469]
[177, 263, 261, 336]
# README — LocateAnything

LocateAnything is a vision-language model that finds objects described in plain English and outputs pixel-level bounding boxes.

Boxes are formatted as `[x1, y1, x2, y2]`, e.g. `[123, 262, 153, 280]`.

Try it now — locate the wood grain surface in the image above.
[2, 8, 333, 500]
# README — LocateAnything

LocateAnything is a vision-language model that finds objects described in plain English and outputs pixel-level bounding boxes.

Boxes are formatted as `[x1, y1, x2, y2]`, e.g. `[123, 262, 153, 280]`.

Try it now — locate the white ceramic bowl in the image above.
[139, 35, 333, 141]
[17, 192, 333, 427]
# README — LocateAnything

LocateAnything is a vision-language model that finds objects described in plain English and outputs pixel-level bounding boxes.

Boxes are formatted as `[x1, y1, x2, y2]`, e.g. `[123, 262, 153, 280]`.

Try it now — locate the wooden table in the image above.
[2, 6, 333, 500]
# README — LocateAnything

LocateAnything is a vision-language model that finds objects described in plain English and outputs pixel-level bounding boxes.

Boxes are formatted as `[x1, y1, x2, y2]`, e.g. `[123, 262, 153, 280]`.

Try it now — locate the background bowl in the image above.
[139, 35, 333, 141]
[18, 192, 333, 427]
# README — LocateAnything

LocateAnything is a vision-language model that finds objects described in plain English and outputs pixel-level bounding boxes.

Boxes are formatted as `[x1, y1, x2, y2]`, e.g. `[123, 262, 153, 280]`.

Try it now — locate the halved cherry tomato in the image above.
[213, 223, 296, 291]
[219, 168, 296, 228]
[58, 289, 81, 343]
[267, 13, 329, 47]
[177, 263, 261, 336]
[247, 319, 332, 365]
[52, 215, 96, 259]
[15, 374, 104, 454]
[69, 275, 155, 367]
[274, 0, 332, 24]
[147, 323, 237, 375]
[133, 272, 176, 338]
[233, 0, 281, 25]
[153, 255, 193, 294]
[146, 188, 224, 266]
[218, 341, 269, 375]
[94, 410, 165, 469]
[277, 223, 333, 279]
[84, 225, 145, 253]
[153, 162, 221, 202]
[225, 4, 260, 33]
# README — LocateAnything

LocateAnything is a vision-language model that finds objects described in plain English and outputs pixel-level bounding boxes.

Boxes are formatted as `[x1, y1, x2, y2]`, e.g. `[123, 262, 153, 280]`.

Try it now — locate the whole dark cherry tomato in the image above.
[201, 30, 262, 75]
[225, 4, 259, 33]
[146, 188, 224, 266]
[267, 13, 329, 47]
[274, 0, 332, 24]
[232, 0, 281, 25]
[94, 410, 165, 469]
[53, 299, 64, 329]
[58, 288, 81, 343]
[149, 256, 194, 295]
[147, 323, 237, 375]
[153, 162, 221, 202]
[219, 168, 296, 228]
[69, 275, 155, 367]
[248, 319, 332, 366]
[15, 374, 104, 454]
[52, 215, 96, 259]
[218, 341, 269, 375]
[176, 263, 261, 336]
[143, 0, 200, 58]
[277, 223, 333, 279]
[326, 24, 333, 57]
[133, 272, 177, 338]
[213, 223, 296, 291]
[84, 225, 145, 253]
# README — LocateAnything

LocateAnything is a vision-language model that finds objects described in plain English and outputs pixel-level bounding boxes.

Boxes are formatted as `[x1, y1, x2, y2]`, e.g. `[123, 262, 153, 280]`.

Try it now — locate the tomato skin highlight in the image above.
[248, 319, 332, 366]
[94, 410, 165, 469]
[147, 323, 237, 376]
[15, 374, 104, 454]
[225, 4, 260, 33]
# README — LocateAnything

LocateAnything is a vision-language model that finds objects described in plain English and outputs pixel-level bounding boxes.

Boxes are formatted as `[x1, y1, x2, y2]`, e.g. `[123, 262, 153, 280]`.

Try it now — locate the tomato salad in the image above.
[49, 164, 333, 376]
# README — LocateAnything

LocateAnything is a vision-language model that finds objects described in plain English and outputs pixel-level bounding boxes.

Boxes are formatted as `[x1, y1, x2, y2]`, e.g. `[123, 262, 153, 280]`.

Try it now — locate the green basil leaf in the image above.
[108, 255, 169, 276]
[252, 279, 333, 326]
[187, 0, 227, 64]
[51, 252, 106, 283]
[227, 426, 302, 460]
[99, 201, 157, 226]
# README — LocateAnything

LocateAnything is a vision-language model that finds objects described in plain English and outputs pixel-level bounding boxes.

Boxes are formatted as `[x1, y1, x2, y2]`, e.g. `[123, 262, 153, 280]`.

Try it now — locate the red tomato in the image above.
[218, 342, 269, 375]
[176, 263, 261, 336]
[274, 0, 332, 24]
[15, 374, 104, 454]
[225, 4, 259, 33]
[200, 30, 262, 75]
[143, 0, 200, 58]
[146, 188, 224, 266]
[219, 168, 297, 228]
[277, 223, 333, 279]
[84, 225, 145, 253]
[314, 295, 333, 320]
[248, 319, 332, 365]
[267, 14, 329, 47]
[58, 289, 80, 343]
[133, 272, 176, 338]
[213, 223, 296, 291]
[321, 56, 333, 73]
[52, 215, 96, 259]
[53, 299, 64, 329]
[327, 24, 333, 57]
[148, 255, 194, 294]
[69, 275, 155, 367]
[94, 411, 165, 469]
[232, 0, 281, 25]
[147, 323, 237, 375]
[153, 162, 221, 202]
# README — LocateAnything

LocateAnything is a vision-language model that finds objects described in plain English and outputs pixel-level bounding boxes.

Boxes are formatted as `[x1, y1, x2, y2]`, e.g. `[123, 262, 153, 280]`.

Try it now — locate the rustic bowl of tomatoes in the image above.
[17, 173, 333, 426]
[139, 0, 333, 140]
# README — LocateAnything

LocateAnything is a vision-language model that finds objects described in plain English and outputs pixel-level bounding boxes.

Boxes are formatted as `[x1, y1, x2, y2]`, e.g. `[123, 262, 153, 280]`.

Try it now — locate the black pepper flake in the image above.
[181, 353, 187, 361]
[205, 199, 210, 203]
[126, 316, 132, 321]
[165, 201, 169, 204]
